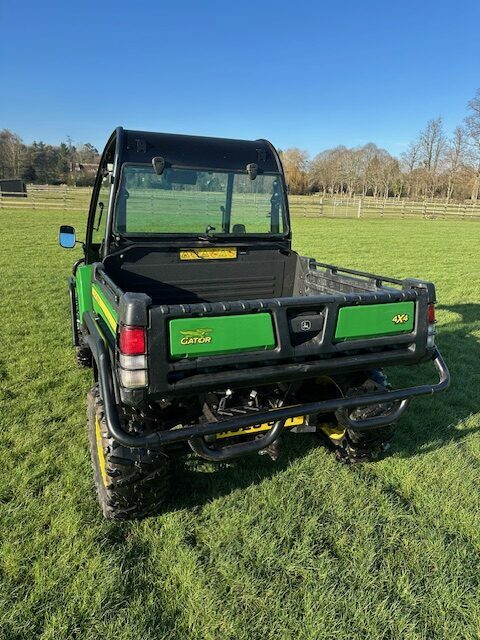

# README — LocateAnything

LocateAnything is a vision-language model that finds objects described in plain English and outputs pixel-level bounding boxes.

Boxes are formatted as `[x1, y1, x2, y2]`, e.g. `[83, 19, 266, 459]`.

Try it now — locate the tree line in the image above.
[2, 88, 480, 200]
[0, 133, 100, 186]
[280, 89, 480, 202]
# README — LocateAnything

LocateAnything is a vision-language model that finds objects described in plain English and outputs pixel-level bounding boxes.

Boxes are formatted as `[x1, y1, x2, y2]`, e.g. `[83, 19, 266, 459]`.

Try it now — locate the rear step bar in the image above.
[84, 312, 450, 459]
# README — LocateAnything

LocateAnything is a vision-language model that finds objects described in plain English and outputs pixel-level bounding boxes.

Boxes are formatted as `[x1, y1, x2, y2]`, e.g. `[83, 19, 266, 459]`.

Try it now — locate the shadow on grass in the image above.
[387, 302, 480, 460]
[157, 303, 480, 512]
[167, 433, 319, 512]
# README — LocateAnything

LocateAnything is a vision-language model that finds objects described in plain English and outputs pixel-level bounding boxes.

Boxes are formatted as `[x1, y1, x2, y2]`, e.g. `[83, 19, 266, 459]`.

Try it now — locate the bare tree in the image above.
[419, 118, 445, 171]
[309, 149, 334, 195]
[418, 117, 445, 197]
[401, 141, 421, 173]
[280, 148, 310, 194]
[338, 147, 364, 197]
[0, 129, 24, 178]
[400, 141, 421, 197]
[360, 143, 383, 195]
[464, 90, 480, 200]
[309, 144, 398, 198]
[444, 126, 467, 202]
[381, 158, 402, 198]
[364, 146, 392, 197]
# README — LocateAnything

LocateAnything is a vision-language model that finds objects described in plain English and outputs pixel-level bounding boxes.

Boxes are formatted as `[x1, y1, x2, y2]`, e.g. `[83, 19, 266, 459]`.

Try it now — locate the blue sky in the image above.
[1, 0, 479, 157]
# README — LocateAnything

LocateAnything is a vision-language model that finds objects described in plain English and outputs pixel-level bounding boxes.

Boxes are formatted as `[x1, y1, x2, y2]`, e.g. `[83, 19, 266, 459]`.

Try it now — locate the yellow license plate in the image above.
[216, 416, 304, 440]
[180, 248, 237, 260]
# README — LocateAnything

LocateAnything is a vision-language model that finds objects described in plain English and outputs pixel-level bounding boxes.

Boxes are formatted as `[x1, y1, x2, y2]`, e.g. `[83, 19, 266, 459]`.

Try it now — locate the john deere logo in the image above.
[180, 328, 213, 345]
[392, 313, 409, 325]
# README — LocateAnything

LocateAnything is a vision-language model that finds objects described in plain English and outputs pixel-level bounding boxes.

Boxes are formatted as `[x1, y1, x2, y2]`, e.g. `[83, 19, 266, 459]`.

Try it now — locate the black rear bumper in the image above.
[85, 311, 450, 457]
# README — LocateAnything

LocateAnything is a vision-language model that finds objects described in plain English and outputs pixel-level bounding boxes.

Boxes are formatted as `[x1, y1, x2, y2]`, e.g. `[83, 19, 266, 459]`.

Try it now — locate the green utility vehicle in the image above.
[60, 128, 450, 519]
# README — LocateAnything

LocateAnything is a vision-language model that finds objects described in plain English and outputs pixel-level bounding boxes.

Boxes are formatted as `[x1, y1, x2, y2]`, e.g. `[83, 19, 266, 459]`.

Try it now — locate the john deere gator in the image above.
[59, 127, 450, 519]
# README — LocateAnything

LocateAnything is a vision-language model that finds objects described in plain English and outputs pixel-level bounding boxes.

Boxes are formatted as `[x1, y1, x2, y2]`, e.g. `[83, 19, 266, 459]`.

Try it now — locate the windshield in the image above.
[114, 165, 287, 236]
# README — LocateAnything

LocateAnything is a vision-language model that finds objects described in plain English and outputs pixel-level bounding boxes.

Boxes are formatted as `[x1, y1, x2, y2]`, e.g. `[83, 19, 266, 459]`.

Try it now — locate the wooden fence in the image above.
[0, 185, 90, 212]
[2, 185, 480, 220]
[288, 195, 480, 220]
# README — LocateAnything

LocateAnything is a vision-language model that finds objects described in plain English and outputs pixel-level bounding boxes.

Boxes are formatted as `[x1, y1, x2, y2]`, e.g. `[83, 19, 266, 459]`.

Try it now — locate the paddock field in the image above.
[0, 208, 479, 639]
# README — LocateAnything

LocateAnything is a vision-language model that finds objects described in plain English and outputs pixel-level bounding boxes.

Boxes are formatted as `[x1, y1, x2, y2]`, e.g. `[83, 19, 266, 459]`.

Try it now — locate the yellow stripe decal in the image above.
[92, 286, 117, 333]
[95, 416, 109, 487]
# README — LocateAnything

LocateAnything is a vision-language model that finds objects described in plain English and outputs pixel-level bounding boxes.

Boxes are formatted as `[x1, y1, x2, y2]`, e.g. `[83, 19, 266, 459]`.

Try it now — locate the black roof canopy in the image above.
[117, 128, 282, 173]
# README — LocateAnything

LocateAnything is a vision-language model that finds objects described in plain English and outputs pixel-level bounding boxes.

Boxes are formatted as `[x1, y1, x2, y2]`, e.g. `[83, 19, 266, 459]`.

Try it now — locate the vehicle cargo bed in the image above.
[101, 247, 397, 305]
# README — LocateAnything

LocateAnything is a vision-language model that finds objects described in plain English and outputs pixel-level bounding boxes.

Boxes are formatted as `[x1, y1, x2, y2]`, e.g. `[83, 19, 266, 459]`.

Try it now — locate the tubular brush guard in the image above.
[84, 312, 450, 461]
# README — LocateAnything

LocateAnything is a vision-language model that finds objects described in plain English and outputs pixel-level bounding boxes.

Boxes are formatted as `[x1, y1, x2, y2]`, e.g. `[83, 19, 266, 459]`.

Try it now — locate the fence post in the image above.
[357, 198, 362, 218]
[319, 197, 323, 217]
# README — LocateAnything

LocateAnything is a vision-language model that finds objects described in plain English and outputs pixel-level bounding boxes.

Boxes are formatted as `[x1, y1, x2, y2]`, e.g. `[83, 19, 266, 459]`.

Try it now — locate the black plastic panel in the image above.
[103, 246, 298, 304]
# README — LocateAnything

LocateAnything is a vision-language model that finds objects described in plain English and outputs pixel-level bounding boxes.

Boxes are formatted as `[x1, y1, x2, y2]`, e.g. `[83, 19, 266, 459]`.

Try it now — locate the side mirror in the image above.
[152, 156, 166, 175]
[59, 225, 76, 249]
[246, 163, 258, 180]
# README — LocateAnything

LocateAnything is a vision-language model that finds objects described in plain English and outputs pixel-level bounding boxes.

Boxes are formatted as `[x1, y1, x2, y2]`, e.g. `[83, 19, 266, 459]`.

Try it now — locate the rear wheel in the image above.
[316, 370, 396, 463]
[87, 384, 171, 519]
[76, 345, 92, 368]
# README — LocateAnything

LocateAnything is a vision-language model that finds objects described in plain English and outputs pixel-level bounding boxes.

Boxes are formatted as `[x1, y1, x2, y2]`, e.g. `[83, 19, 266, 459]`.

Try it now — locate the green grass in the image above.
[0, 210, 479, 640]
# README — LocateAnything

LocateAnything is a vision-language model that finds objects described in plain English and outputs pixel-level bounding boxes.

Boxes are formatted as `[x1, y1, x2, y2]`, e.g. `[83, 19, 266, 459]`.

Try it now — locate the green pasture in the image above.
[0, 209, 479, 639]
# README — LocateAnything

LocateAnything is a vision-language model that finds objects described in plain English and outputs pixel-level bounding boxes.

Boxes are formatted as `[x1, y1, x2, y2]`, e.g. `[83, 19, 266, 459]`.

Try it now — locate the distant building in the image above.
[71, 162, 98, 175]
[0, 179, 27, 197]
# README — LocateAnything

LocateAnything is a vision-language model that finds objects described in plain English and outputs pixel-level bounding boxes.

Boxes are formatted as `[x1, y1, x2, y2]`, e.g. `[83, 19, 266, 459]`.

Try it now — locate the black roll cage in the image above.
[85, 128, 118, 264]
[84, 127, 291, 262]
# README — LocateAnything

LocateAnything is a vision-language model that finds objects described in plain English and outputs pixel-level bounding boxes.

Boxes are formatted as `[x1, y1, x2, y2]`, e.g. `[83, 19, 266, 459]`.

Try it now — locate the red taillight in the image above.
[427, 304, 436, 324]
[119, 326, 146, 355]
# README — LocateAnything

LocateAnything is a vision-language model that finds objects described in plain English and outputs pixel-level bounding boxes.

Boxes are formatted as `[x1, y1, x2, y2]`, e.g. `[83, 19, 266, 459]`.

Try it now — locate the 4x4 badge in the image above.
[392, 314, 409, 325]
[180, 328, 213, 345]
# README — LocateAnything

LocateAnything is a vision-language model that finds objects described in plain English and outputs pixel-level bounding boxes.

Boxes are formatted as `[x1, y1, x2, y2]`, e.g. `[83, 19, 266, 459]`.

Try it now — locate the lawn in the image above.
[0, 210, 479, 640]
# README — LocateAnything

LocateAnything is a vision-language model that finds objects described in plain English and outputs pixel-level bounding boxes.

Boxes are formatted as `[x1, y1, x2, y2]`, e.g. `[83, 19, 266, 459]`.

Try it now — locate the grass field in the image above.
[0, 209, 479, 639]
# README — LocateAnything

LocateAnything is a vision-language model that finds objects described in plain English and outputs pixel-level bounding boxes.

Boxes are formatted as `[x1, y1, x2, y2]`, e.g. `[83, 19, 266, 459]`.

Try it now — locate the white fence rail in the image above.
[288, 195, 480, 220]
[2, 186, 480, 220]
[0, 185, 90, 212]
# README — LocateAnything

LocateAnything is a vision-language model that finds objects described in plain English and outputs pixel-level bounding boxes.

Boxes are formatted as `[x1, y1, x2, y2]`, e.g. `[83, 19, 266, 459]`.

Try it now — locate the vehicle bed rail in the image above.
[312, 261, 405, 287]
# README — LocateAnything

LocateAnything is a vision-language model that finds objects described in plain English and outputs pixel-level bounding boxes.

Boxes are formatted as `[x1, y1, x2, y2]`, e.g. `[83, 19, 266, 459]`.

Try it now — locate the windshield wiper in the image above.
[197, 225, 218, 241]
